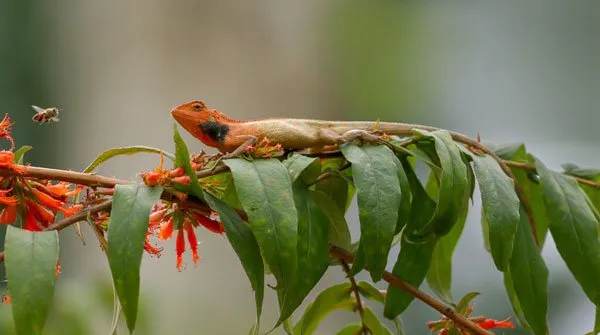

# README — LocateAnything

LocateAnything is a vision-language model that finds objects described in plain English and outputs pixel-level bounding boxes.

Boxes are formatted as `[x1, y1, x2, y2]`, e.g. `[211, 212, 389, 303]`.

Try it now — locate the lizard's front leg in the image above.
[211, 135, 258, 171]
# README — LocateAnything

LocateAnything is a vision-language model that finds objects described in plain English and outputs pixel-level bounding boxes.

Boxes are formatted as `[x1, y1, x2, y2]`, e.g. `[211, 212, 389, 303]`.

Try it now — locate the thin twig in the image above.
[340, 260, 368, 335]
[0, 166, 130, 187]
[504, 160, 600, 190]
[307, 162, 351, 187]
[328, 245, 493, 335]
[46, 200, 113, 231]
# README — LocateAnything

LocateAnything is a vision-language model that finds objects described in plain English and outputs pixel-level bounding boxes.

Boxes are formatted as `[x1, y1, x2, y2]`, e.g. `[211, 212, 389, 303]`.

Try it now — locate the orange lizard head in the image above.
[171, 100, 232, 148]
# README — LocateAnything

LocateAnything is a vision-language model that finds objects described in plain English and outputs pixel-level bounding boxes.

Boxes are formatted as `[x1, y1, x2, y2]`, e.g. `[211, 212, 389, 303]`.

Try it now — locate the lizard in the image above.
[170, 100, 538, 244]
[171, 100, 488, 157]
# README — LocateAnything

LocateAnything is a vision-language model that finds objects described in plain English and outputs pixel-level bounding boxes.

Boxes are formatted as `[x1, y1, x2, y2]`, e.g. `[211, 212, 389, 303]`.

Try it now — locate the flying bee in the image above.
[31, 105, 60, 124]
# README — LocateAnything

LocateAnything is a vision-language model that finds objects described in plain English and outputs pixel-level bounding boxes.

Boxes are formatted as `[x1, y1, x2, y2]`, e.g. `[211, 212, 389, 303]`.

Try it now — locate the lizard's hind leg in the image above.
[337, 129, 391, 148]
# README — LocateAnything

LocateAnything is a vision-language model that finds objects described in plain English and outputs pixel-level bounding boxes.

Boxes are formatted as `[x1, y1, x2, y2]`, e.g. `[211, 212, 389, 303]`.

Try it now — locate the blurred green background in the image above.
[1, 1, 599, 334]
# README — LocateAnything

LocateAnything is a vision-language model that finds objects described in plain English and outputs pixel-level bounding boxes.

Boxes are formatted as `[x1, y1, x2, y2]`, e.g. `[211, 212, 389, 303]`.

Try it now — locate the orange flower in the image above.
[0, 189, 17, 206]
[144, 240, 163, 257]
[477, 318, 514, 330]
[184, 219, 199, 264]
[168, 167, 186, 178]
[0, 206, 17, 224]
[24, 211, 41, 231]
[176, 227, 185, 271]
[26, 200, 55, 225]
[157, 217, 174, 240]
[171, 175, 191, 185]
[45, 182, 83, 198]
[0, 114, 14, 150]
[58, 204, 83, 217]
[2, 295, 11, 304]
[191, 211, 224, 234]
[31, 188, 63, 210]
[0, 151, 25, 174]
[149, 208, 167, 226]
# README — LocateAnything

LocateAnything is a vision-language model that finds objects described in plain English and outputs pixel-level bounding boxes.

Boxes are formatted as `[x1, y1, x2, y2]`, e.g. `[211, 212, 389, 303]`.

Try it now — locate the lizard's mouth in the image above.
[170, 107, 198, 134]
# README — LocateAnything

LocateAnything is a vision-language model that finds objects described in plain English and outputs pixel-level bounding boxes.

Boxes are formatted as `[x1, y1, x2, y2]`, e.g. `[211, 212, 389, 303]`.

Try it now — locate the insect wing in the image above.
[31, 105, 45, 113]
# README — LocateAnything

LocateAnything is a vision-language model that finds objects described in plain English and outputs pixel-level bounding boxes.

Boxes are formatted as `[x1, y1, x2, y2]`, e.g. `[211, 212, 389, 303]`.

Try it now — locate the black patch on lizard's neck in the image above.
[198, 121, 229, 143]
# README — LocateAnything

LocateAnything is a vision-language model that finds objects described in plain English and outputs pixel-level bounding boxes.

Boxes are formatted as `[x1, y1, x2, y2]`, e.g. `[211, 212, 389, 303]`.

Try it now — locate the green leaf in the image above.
[594, 307, 600, 334]
[402, 158, 437, 236]
[224, 158, 298, 305]
[341, 144, 401, 281]
[495, 144, 549, 245]
[107, 184, 163, 333]
[426, 208, 466, 304]
[283, 153, 319, 183]
[490, 143, 525, 160]
[279, 185, 330, 323]
[83, 146, 175, 173]
[480, 213, 491, 253]
[506, 206, 548, 335]
[5, 226, 59, 335]
[562, 163, 600, 180]
[363, 307, 393, 335]
[294, 283, 353, 335]
[393, 156, 411, 235]
[413, 130, 469, 237]
[173, 124, 205, 200]
[315, 191, 351, 250]
[316, 157, 354, 213]
[13, 146, 32, 165]
[200, 172, 241, 209]
[383, 235, 435, 319]
[336, 324, 362, 335]
[503, 270, 530, 330]
[536, 158, 600, 306]
[204, 192, 264, 334]
[357, 281, 405, 334]
[455, 291, 480, 314]
[358, 281, 385, 304]
[384, 157, 438, 318]
[471, 154, 520, 271]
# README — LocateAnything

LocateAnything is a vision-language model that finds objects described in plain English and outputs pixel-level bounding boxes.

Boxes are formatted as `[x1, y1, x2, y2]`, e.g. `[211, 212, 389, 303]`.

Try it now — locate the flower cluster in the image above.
[146, 201, 224, 271]
[427, 305, 514, 334]
[0, 115, 83, 231]
[243, 137, 285, 158]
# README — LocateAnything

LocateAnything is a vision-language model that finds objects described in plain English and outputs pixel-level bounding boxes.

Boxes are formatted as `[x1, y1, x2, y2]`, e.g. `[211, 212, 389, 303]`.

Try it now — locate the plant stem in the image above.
[504, 160, 600, 189]
[329, 245, 493, 335]
[340, 260, 368, 335]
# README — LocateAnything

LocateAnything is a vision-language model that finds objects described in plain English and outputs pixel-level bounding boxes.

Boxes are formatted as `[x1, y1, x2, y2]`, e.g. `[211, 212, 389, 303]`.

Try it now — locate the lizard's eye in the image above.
[192, 103, 203, 111]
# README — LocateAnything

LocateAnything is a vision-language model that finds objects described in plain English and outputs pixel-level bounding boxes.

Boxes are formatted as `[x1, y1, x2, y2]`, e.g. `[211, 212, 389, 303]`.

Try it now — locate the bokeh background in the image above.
[1, 1, 599, 334]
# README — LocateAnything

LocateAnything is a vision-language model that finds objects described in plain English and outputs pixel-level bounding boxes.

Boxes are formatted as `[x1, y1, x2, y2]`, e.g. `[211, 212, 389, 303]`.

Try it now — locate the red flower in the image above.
[26, 200, 55, 226]
[176, 227, 185, 271]
[477, 318, 514, 330]
[45, 182, 83, 198]
[171, 175, 191, 185]
[191, 211, 224, 234]
[144, 240, 163, 257]
[24, 210, 41, 231]
[0, 114, 14, 150]
[0, 188, 17, 206]
[184, 218, 199, 264]
[157, 217, 174, 240]
[0, 151, 25, 174]
[0, 206, 17, 224]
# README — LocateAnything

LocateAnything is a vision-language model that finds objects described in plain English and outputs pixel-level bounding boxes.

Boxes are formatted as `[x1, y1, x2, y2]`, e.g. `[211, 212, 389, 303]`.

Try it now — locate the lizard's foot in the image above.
[339, 129, 388, 146]
[211, 136, 259, 172]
